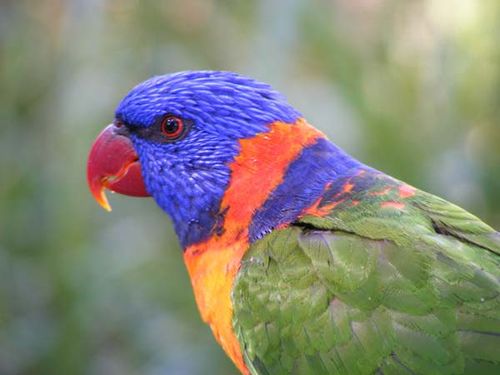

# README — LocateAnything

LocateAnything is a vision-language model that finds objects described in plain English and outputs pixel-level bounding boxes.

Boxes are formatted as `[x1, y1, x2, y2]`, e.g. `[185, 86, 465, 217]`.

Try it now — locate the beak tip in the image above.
[91, 184, 113, 212]
[98, 195, 113, 212]
[101, 201, 113, 212]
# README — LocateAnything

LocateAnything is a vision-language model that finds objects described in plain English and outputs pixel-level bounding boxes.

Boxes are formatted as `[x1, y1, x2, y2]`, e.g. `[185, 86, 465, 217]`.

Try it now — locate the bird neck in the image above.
[243, 130, 364, 242]
[176, 118, 364, 249]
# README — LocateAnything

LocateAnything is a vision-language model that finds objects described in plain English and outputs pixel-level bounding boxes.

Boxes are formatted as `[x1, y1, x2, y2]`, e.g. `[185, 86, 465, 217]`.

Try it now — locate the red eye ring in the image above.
[160, 115, 184, 139]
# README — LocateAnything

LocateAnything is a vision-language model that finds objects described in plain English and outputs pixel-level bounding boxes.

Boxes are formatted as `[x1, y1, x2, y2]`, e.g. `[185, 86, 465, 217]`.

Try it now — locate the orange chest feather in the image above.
[183, 119, 323, 374]
[184, 238, 249, 374]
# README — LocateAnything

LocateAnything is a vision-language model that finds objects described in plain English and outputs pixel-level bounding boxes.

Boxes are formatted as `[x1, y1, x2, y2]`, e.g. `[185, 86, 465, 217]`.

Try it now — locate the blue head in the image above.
[114, 71, 301, 248]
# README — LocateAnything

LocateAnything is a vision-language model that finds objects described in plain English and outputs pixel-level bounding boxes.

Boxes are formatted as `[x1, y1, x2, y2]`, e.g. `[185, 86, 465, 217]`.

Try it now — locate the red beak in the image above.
[87, 124, 150, 211]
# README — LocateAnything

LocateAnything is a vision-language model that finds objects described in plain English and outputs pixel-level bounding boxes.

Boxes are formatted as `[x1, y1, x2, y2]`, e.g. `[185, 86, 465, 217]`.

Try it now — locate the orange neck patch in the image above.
[183, 118, 323, 374]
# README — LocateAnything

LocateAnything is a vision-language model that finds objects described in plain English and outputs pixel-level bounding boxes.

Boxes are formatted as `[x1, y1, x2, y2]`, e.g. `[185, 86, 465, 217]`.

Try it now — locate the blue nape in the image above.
[249, 138, 365, 242]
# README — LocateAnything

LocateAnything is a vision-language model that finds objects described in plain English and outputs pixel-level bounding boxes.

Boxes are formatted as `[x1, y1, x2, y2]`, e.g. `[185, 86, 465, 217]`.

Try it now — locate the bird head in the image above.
[87, 71, 328, 248]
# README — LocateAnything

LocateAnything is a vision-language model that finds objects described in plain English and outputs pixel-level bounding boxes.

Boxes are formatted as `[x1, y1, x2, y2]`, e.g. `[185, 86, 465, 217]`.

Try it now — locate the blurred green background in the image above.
[0, 0, 499, 374]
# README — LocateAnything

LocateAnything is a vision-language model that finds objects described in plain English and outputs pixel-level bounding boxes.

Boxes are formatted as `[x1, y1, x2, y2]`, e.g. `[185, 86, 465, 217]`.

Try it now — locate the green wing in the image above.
[232, 174, 500, 375]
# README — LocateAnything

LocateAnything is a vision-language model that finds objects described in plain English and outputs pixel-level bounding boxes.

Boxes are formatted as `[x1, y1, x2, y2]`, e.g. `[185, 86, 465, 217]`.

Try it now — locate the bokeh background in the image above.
[1, 0, 499, 374]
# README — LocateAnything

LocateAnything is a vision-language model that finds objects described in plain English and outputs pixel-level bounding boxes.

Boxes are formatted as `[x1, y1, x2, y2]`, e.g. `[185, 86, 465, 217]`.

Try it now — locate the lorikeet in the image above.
[87, 71, 500, 375]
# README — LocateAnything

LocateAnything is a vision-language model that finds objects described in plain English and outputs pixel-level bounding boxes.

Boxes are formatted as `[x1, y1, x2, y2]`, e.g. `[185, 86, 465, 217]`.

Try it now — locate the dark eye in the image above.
[160, 115, 184, 139]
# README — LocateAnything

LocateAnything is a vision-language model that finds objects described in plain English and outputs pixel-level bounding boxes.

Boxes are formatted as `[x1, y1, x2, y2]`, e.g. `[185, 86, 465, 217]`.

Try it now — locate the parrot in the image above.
[86, 71, 500, 375]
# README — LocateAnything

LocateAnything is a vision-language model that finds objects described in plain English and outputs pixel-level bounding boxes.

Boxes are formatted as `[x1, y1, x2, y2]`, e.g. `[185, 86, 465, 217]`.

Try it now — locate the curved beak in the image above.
[87, 124, 150, 211]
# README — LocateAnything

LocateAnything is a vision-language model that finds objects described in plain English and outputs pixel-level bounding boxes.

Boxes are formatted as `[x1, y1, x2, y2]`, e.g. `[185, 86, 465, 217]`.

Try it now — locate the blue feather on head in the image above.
[114, 71, 301, 247]
[107, 70, 363, 248]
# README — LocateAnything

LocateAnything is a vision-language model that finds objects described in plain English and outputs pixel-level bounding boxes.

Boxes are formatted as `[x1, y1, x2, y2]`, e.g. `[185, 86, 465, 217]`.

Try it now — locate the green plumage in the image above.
[232, 173, 500, 375]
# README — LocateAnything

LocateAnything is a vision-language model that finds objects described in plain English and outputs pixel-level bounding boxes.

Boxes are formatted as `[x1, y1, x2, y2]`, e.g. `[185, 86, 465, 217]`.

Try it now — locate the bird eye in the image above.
[160, 115, 185, 140]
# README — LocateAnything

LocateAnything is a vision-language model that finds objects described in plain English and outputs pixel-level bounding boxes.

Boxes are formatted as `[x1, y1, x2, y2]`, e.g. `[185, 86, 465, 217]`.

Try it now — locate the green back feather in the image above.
[232, 174, 500, 375]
